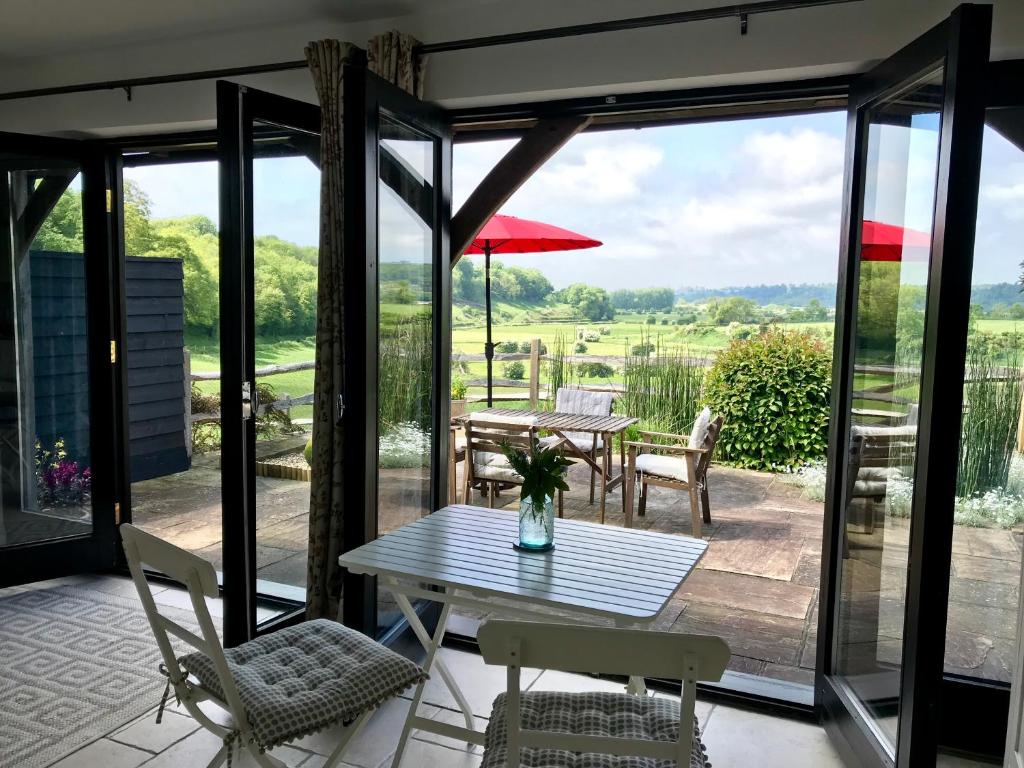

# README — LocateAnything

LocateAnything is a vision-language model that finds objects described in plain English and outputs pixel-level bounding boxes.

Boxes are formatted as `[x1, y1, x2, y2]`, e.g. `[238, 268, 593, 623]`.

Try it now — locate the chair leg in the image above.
[638, 481, 648, 518]
[625, 451, 636, 529]
[487, 481, 495, 508]
[557, 488, 563, 518]
[687, 482, 702, 539]
[463, 472, 472, 505]
[701, 482, 712, 524]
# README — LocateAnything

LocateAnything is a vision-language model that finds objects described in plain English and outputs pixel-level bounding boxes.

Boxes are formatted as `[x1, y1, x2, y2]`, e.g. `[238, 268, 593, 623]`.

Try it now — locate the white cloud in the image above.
[529, 140, 663, 203]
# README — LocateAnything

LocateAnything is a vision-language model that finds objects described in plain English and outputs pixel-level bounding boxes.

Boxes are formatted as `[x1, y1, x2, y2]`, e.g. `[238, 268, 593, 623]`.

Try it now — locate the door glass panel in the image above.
[0, 162, 93, 546]
[121, 160, 223, 569]
[376, 114, 436, 635]
[944, 114, 1024, 684]
[834, 70, 943, 751]
[251, 124, 320, 601]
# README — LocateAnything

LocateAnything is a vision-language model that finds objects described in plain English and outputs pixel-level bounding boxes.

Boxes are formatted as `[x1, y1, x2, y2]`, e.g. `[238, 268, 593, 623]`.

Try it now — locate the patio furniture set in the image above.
[451, 386, 725, 537]
[121, 387, 731, 767]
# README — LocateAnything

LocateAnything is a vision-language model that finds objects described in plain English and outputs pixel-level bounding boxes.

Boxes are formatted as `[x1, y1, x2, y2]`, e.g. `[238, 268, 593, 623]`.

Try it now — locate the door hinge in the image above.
[106, 188, 112, 213]
[114, 502, 122, 525]
[110, 340, 117, 364]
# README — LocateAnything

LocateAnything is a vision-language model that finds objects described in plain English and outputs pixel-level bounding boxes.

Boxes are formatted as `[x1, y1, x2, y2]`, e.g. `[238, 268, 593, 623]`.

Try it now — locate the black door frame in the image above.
[818, 4, 992, 766]
[216, 81, 321, 646]
[0, 132, 124, 587]
[340, 58, 452, 640]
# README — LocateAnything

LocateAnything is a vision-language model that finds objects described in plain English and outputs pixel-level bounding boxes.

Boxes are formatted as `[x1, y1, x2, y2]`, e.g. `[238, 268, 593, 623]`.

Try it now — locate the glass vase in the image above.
[517, 495, 554, 551]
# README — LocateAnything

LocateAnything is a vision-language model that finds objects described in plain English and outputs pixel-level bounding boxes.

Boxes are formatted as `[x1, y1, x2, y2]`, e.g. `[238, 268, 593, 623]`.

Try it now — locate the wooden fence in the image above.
[188, 360, 316, 427]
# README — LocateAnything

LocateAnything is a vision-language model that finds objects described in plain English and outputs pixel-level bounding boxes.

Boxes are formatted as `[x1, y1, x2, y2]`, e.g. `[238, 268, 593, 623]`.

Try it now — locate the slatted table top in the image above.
[339, 504, 706, 623]
[465, 407, 639, 434]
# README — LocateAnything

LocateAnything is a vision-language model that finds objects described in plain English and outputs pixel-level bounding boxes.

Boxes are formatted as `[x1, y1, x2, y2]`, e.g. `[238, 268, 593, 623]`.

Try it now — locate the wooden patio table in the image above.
[459, 406, 639, 523]
[339, 504, 707, 768]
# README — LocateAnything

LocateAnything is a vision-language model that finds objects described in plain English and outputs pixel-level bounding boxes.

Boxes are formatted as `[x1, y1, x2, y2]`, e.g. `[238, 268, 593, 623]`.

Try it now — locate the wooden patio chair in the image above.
[624, 409, 724, 538]
[448, 421, 466, 504]
[476, 619, 729, 768]
[463, 414, 566, 516]
[120, 524, 427, 768]
[539, 387, 615, 504]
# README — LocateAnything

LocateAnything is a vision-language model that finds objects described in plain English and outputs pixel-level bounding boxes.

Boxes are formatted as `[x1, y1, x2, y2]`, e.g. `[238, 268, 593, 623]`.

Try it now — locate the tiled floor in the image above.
[51, 643, 846, 768]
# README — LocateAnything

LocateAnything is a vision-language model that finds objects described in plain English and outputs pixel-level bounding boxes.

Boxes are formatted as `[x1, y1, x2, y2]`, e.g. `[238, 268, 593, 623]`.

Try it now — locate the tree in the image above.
[32, 189, 83, 252]
[146, 234, 218, 336]
[706, 296, 760, 325]
[557, 283, 615, 321]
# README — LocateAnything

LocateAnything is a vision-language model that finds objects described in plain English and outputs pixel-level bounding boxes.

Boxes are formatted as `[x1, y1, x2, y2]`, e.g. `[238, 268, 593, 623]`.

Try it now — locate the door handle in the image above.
[242, 381, 258, 420]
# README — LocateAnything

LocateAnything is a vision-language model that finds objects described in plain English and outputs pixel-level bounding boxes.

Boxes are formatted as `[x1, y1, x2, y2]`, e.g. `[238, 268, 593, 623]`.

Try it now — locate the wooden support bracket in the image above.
[450, 115, 591, 265]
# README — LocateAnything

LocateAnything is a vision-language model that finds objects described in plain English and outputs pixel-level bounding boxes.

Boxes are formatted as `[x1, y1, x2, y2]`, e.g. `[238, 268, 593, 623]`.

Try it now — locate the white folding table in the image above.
[338, 504, 707, 767]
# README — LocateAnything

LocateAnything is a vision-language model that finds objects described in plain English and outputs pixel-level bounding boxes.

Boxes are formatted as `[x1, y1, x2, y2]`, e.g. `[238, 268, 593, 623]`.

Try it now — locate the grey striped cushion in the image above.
[180, 619, 425, 749]
[482, 691, 708, 768]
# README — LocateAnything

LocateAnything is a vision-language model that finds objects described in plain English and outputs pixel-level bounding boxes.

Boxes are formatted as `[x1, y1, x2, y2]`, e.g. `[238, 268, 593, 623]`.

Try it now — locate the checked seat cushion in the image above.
[481, 691, 709, 768]
[180, 618, 426, 749]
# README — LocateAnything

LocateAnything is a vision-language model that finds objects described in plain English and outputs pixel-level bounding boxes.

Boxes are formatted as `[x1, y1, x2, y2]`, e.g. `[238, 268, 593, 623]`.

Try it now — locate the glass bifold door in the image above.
[819, 4, 1017, 766]
[215, 66, 450, 645]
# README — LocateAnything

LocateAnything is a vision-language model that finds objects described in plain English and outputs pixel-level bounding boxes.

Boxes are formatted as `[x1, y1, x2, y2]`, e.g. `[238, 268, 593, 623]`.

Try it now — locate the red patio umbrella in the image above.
[860, 219, 932, 262]
[465, 214, 602, 406]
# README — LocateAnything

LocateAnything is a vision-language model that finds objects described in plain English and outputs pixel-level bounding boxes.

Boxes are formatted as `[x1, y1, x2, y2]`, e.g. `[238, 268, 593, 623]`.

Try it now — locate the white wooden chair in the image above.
[540, 388, 614, 504]
[120, 524, 426, 768]
[476, 620, 729, 768]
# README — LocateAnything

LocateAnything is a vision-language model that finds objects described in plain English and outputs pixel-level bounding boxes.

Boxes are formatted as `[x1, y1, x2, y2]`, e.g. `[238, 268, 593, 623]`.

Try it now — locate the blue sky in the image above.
[124, 111, 1024, 290]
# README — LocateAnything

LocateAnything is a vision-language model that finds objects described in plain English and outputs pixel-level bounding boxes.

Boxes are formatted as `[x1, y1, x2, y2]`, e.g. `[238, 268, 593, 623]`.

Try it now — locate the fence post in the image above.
[183, 348, 192, 460]
[529, 338, 541, 408]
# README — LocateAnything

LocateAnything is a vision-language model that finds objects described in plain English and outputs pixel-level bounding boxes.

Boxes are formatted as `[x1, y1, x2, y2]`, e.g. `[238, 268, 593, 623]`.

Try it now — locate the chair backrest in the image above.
[555, 387, 614, 417]
[464, 414, 537, 477]
[120, 524, 250, 723]
[695, 415, 724, 480]
[478, 620, 729, 765]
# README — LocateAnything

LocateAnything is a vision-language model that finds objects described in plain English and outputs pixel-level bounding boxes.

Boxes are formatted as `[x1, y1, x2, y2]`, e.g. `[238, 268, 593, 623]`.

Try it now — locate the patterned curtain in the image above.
[304, 39, 359, 621]
[367, 30, 426, 96]
[304, 34, 425, 621]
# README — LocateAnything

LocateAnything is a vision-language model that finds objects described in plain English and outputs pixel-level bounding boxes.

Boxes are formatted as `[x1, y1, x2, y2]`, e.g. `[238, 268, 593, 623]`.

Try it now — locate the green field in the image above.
[183, 311, 1024, 417]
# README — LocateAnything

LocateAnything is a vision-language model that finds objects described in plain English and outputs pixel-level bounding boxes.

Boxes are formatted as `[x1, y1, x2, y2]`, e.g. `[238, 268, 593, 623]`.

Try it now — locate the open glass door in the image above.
[340, 61, 452, 640]
[820, 5, 992, 765]
[218, 82, 322, 645]
[0, 133, 122, 586]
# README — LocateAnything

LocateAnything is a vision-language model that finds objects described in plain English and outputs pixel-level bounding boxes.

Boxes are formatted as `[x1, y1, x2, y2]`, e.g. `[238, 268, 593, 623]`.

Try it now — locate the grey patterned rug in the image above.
[0, 584, 198, 768]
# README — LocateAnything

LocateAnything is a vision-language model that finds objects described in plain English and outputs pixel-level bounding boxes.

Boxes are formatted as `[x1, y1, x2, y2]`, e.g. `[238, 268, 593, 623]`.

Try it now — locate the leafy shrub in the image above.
[577, 361, 615, 378]
[504, 360, 526, 380]
[645, 316, 657, 325]
[704, 329, 831, 470]
[583, 330, 601, 342]
[516, 340, 548, 354]
[631, 342, 656, 356]
[497, 340, 519, 353]
[599, 327, 611, 336]
[660, 318, 670, 325]
[574, 342, 588, 353]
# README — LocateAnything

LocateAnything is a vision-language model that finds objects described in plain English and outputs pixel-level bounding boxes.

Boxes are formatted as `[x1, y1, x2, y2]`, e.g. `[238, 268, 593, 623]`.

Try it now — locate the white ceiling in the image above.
[0, 0, 493, 60]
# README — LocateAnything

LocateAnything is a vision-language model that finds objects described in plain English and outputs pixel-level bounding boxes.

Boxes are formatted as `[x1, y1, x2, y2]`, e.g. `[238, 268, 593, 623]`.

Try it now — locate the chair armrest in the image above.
[624, 441, 708, 456]
[638, 429, 689, 443]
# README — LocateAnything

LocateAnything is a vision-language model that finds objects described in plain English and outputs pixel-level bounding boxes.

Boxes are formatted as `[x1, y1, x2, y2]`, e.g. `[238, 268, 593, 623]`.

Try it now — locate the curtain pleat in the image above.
[367, 30, 426, 96]
[304, 39, 358, 621]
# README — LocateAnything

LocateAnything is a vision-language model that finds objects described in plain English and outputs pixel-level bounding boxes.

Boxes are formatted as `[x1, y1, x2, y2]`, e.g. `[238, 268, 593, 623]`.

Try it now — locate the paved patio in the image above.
[130, 443, 1022, 688]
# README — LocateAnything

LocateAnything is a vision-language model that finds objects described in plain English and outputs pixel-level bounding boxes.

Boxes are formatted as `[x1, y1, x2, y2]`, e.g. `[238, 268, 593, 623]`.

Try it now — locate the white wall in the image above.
[0, 0, 1022, 137]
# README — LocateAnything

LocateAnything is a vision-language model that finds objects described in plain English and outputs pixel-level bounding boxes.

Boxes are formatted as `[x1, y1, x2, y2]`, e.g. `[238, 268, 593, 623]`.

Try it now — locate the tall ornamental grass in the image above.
[618, 335, 705, 435]
[957, 338, 1023, 497]
[378, 312, 432, 432]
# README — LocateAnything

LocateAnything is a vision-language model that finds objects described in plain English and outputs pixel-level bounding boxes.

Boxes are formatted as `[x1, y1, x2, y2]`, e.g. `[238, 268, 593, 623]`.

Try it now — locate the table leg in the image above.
[627, 675, 649, 696]
[600, 432, 609, 523]
[619, 432, 627, 519]
[389, 593, 475, 768]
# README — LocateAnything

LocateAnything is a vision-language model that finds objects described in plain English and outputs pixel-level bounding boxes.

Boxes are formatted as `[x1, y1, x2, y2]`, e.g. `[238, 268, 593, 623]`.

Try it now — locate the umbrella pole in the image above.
[484, 243, 493, 408]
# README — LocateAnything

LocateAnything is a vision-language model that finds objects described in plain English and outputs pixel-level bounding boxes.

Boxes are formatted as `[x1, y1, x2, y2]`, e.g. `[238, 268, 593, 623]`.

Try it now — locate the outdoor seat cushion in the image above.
[179, 619, 426, 749]
[474, 452, 524, 483]
[539, 434, 604, 454]
[481, 691, 707, 768]
[852, 466, 903, 498]
[635, 453, 688, 483]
